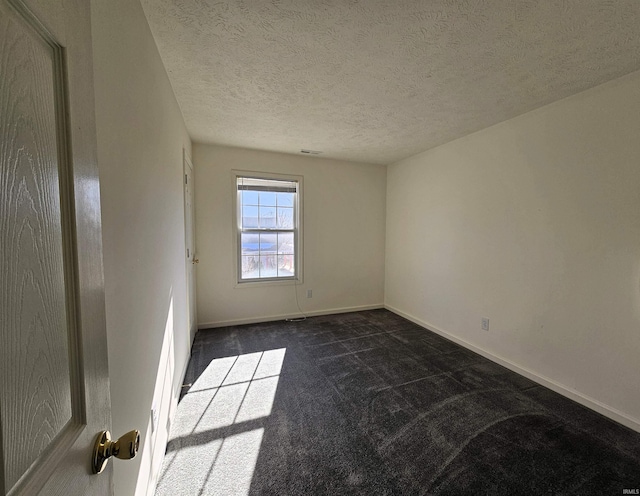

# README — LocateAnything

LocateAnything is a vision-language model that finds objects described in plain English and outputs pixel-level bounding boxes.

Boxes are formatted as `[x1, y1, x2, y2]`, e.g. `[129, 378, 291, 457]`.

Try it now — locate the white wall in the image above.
[91, 1, 193, 494]
[194, 144, 386, 327]
[386, 70, 640, 431]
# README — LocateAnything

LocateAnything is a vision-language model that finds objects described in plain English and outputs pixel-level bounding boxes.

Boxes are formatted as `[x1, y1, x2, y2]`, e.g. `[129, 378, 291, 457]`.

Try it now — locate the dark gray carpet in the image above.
[155, 309, 640, 495]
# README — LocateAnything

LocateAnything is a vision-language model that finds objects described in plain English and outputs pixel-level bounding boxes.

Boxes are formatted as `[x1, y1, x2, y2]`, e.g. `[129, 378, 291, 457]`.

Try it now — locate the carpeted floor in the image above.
[155, 309, 640, 495]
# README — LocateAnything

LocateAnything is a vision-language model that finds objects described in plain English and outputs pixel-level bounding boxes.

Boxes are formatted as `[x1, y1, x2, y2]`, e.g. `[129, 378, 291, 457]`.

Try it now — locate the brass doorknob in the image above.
[92, 429, 140, 474]
[192, 258, 199, 264]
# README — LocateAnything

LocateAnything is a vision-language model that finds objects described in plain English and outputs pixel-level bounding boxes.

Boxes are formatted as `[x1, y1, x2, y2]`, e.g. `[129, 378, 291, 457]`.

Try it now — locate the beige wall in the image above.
[193, 144, 386, 326]
[386, 70, 640, 431]
[91, 1, 193, 494]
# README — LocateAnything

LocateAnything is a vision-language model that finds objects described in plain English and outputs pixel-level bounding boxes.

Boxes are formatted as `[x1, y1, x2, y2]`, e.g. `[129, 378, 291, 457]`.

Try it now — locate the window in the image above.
[235, 173, 302, 283]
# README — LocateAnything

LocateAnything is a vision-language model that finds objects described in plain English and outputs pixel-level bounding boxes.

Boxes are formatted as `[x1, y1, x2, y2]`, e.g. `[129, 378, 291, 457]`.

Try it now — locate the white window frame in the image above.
[232, 170, 303, 286]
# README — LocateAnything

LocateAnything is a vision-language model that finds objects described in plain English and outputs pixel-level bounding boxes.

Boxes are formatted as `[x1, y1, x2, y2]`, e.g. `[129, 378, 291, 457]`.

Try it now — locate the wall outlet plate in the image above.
[306, 289, 312, 298]
[151, 405, 159, 432]
[481, 317, 490, 331]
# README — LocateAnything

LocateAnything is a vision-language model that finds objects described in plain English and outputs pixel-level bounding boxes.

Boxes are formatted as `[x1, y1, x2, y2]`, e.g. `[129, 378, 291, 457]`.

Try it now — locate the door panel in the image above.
[1, 3, 77, 489]
[1, 0, 112, 494]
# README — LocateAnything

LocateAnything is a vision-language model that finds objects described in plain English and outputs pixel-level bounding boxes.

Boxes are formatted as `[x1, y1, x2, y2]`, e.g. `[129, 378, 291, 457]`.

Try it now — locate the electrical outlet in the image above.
[481, 317, 490, 331]
[151, 405, 159, 432]
[306, 289, 312, 298]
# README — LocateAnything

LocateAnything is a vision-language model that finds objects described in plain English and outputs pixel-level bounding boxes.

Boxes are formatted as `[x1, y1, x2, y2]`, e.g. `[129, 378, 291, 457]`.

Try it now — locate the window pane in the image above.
[242, 190, 259, 206]
[259, 255, 277, 278]
[259, 206, 276, 228]
[241, 256, 260, 279]
[276, 207, 293, 228]
[278, 255, 295, 277]
[277, 232, 294, 255]
[277, 192, 294, 207]
[259, 191, 277, 206]
[259, 233, 277, 252]
[242, 206, 258, 228]
[241, 232, 296, 280]
[241, 233, 260, 254]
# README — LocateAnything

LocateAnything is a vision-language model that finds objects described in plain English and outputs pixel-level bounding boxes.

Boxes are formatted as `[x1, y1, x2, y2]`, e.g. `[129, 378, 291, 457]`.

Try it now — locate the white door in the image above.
[183, 151, 197, 339]
[1, 0, 113, 494]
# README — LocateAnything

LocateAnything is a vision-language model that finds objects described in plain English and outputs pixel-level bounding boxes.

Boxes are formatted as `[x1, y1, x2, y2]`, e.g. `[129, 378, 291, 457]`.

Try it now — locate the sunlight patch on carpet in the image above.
[156, 348, 286, 496]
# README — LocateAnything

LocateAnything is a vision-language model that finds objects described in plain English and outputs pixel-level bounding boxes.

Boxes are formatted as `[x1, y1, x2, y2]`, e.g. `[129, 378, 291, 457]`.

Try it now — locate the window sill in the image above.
[234, 277, 302, 289]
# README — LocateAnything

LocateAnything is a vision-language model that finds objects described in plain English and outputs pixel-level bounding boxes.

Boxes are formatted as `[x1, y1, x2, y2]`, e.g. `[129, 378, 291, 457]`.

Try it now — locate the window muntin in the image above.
[236, 175, 300, 282]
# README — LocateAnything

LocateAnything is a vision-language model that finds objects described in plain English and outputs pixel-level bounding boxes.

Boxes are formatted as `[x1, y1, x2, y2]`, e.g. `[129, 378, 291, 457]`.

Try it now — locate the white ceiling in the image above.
[140, 0, 640, 165]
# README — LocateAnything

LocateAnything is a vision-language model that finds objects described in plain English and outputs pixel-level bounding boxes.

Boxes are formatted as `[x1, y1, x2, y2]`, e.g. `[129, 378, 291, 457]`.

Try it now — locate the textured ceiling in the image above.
[140, 0, 640, 165]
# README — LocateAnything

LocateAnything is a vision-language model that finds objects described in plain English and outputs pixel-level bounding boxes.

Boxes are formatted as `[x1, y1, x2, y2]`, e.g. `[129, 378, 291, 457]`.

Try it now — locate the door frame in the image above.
[182, 148, 197, 342]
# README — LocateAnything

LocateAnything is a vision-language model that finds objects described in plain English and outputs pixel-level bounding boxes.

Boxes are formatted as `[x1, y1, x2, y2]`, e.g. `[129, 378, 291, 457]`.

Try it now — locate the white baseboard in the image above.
[172, 354, 190, 418]
[198, 303, 385, 329]
[385, 304, 640, 433]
